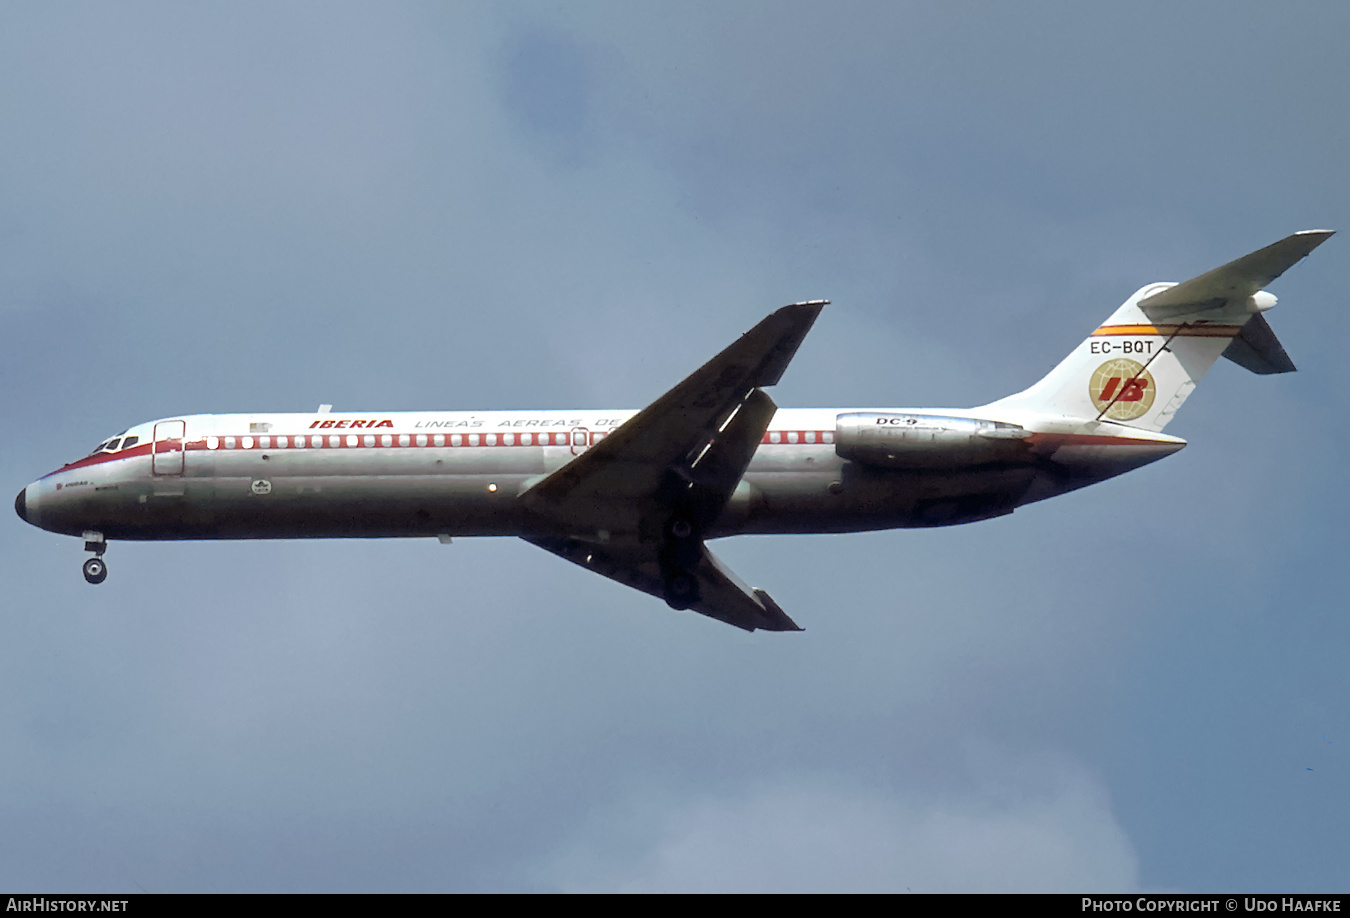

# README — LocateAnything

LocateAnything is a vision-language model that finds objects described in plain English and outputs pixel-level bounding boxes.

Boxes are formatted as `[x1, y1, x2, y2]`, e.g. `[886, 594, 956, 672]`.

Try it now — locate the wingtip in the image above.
[1292, 229, 1335, 249]
[753, 301, 828, 388]
[752, 588, 804, 632]
[776, 299, 828, 322]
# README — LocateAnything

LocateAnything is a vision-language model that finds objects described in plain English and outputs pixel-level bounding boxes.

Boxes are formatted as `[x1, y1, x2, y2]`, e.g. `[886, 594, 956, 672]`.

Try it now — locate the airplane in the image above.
[15, 230, 1332, 632]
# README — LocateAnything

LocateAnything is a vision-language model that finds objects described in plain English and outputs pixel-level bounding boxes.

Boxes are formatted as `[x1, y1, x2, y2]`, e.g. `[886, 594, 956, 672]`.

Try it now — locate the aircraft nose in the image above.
[15, 487, 27, 523]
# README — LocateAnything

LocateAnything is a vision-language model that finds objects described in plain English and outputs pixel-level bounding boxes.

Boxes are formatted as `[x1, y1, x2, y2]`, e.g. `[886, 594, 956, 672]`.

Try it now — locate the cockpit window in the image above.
[85, 429, 134, 459]
[87, 434, 131, 456]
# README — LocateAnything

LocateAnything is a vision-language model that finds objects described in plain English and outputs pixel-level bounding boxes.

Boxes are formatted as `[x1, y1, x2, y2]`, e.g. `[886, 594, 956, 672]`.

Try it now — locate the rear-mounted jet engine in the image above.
[834, 412, 1031, 469]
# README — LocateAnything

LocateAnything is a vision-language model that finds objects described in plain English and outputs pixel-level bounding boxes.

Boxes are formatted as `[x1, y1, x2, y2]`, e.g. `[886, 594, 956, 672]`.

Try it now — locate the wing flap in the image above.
[674, 387, 777, 499]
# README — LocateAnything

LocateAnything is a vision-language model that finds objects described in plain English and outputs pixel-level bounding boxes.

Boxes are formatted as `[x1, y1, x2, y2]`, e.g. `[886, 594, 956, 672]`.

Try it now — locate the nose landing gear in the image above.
[81, 531, 108, 584]
[82, 556, 107, 584]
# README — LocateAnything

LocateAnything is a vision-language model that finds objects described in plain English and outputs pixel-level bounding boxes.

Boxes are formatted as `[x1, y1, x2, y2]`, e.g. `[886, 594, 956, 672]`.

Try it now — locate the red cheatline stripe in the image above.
[48, 428, 841, 474]
[199, 429, 1165, 448]
[44, 427, 1177, 477]
[197, 429, 838, 449]
[46, 442, 157, 475]
[174, 430, 846, 449]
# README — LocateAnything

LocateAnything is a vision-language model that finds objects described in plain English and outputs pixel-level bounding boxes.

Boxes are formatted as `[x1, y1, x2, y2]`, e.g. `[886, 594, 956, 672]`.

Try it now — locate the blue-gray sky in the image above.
[2, 1, 1347, 892]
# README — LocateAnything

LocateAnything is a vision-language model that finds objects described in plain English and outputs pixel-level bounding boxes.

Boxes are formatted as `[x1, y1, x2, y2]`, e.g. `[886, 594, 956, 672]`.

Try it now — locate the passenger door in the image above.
[152, 420, 185, 475]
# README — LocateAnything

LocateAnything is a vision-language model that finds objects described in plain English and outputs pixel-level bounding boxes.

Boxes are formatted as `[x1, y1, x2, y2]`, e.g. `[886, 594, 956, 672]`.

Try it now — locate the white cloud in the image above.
[543, 749, 1139, 893]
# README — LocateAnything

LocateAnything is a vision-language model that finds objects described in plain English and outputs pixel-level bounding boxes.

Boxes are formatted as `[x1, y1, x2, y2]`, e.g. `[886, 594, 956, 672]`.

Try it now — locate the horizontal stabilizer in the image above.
[1221, 312, 1296, 374]
[1140, 230, 1333, 317]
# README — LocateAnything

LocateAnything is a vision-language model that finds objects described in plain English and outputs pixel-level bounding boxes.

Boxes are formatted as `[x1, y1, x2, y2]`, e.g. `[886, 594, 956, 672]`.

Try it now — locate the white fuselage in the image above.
[17, 406, 1184, 543]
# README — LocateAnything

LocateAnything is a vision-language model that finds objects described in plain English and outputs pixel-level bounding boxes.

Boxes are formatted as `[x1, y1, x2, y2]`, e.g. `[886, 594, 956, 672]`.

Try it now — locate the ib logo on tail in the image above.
[1089, 359, 1156, 421]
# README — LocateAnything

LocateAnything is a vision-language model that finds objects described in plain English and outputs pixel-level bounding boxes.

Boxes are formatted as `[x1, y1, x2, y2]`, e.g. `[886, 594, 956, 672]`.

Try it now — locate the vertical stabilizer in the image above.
[984, 231, 1331, 431]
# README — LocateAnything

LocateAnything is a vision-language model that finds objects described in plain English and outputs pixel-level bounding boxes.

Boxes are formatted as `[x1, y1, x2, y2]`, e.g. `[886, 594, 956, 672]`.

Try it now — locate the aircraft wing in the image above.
[527, 536, 802, 632]
[520, 301, 825, 631]
[1139, 230, 1333, 317]
[521, 301, 825, 539]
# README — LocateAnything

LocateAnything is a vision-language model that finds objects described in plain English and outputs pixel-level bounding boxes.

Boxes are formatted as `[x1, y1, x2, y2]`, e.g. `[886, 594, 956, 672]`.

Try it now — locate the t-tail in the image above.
[986, 230, 1333, 431]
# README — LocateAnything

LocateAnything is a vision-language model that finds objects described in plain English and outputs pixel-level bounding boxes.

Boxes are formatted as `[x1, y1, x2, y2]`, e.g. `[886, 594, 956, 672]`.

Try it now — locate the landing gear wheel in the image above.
[662, 517, 701, 570]
[663, 572, 697, 610]
[667, 573, 695, 597]
[667, 518, 694, 540]
[82, 557, 107, 585]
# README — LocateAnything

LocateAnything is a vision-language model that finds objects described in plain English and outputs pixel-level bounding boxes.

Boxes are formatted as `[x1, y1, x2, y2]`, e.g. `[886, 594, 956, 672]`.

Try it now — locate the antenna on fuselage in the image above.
[317, 404, 332, 414]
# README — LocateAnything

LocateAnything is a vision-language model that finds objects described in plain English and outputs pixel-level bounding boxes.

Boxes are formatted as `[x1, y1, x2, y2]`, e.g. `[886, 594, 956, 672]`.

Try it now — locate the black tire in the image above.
[667, 573, 695, 597]
[663, 572, 698, 610]
[82, 557, 107, 585]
